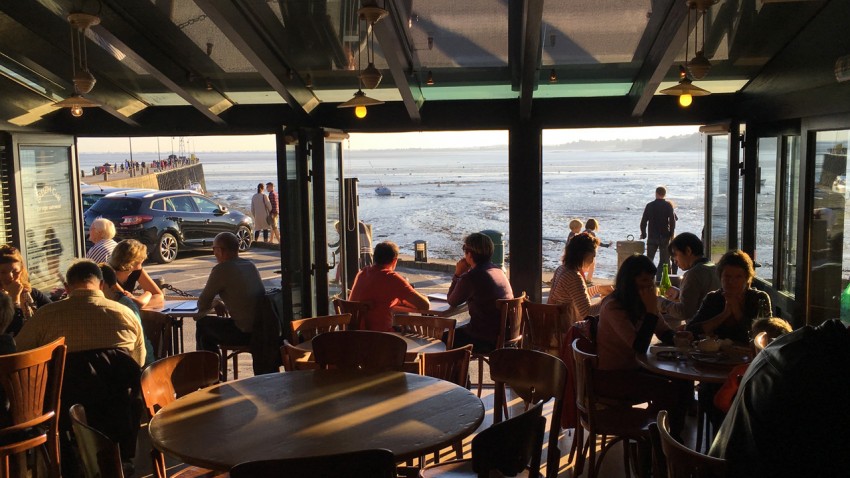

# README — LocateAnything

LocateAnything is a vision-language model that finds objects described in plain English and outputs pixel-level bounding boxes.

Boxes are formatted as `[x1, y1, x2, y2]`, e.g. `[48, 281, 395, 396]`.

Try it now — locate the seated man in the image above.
[447, 233, 513, 352]
[349, 241, 430, 331]
[657, 232, 720, 323]
[196, 232, 266, 355]
[710, 319, 850, 477]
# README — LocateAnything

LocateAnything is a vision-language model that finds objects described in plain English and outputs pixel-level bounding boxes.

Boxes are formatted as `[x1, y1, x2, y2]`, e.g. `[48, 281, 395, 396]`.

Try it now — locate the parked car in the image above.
[81, 185, 136, 212]
[84, 189, 253, 263]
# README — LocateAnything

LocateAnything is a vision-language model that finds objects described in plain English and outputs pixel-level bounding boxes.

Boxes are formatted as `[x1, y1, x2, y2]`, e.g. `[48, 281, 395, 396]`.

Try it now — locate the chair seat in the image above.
[420, 458, 536, 478]
[584, 405, 654, 440]
[171, 465, 228, 477]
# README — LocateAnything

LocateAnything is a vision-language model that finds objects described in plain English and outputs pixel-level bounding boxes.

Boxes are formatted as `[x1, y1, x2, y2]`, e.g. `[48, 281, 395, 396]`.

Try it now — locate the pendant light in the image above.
[53, 11, 102, 117]
[687, 0, 718, 80]
[660, 1, 712, 107]
[338, 3, 387, 118]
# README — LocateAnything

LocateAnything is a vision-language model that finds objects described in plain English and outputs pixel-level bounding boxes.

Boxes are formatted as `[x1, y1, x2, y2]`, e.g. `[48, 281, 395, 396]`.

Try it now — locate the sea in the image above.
[79, 148, 706, 279]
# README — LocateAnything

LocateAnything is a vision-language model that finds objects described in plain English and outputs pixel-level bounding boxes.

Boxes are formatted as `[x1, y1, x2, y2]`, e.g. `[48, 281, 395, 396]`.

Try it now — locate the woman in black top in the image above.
[0, 245, 50, 335]
[109, 239, 164, 309]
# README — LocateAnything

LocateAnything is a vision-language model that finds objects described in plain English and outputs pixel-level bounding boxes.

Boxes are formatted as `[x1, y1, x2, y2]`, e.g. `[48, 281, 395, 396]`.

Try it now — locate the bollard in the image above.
[413, 240, 428, 262]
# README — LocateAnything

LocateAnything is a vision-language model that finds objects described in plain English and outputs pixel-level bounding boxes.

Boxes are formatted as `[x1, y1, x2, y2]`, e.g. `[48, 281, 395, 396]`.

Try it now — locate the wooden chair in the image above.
[69, 404, 125, 478]
[0, 337, 66, 478]
[489, 348, 568, 478]
[521, 301, 569, 356]
[420, 401, 546, 477]
[333, 298, 370, 330]
[312, 330, 407, 372]
[279, 340, 317, 371]
[572, 339, 654, 478]
[471, 293, 526, 397]
[230, 448, 397, 478]
[655, 410, 727, 478]
[290, 313, 351, 343]
[418, 345, 473, 462]
[393, 314, 457, 348]
[140, 351, 221, 478]
[218, 343, 250, 381]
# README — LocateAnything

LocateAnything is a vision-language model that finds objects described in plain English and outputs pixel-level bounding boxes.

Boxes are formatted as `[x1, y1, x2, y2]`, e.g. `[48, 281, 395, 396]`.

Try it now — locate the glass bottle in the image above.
[659, 263, 672, 296]
[840, 281, 850, 326]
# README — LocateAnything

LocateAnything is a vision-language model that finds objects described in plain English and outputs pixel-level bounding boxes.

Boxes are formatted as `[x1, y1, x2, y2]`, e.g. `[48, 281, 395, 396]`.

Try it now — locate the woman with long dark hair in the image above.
[547, 232, 612, 323]
[0, 245, 50, 335]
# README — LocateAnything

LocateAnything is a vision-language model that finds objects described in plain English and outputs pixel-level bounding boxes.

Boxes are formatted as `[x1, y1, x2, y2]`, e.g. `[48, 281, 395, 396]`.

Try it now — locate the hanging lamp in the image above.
[338, 4, 386, 118]
[53, 11, 101, 117]
[660, 2, 711, 107]
[687, 0, 718, 80]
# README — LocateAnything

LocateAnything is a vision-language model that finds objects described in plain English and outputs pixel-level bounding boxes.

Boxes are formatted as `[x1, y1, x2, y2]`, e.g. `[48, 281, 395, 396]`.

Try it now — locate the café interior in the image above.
[0, 0, 849, 475]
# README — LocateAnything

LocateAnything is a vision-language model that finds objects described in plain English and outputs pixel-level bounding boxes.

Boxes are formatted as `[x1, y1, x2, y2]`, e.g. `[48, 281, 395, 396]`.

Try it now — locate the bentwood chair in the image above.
[654, 410, 727, 478]
[490, 348, 568, 478]
[332, 298, 370, 330]
[393, 315, 457, 348]
[312, 330, 407, 372]
[0, 338, 66, 478]
[420, 401, 546, 478]
[418, 345, 473, 462]
[69, 404, 125, 478]
[279, 340, 317, 371]
[289, 313, 351, 343]
[521, 301, 570, 356]
[572, 339, 654, 478]
[231, 448, 397, 478]
[140, 351, 221, 478]
[471, 293, 526, 397]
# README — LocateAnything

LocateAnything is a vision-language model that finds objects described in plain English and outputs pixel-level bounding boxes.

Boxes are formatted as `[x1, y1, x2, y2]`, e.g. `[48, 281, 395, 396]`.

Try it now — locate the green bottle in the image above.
[840, 281, 850, 326]
[659, 263, 672, 296]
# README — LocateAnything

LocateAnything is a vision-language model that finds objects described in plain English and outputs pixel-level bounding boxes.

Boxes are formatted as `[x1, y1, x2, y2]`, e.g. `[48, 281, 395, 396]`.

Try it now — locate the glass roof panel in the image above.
[167, 0, 256, 73]
[536, 82, 633, 98]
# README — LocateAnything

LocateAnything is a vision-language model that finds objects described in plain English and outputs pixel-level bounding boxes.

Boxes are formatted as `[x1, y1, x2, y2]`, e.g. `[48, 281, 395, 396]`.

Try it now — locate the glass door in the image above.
[705, 134, 730, 263]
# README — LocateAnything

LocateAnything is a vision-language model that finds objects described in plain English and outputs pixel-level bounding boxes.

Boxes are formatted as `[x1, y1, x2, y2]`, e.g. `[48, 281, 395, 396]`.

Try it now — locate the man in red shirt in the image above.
[349, 241, 430, 331]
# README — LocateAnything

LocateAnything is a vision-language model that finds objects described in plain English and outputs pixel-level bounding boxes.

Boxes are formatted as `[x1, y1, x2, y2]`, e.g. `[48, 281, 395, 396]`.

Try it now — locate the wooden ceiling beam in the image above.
[373, 1, 423, 122]
[518, 0, 544, 121]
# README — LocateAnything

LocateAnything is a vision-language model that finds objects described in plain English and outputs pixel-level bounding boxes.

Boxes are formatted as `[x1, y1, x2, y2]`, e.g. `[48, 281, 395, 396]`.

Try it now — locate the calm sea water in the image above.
[80, 148, 706, 279]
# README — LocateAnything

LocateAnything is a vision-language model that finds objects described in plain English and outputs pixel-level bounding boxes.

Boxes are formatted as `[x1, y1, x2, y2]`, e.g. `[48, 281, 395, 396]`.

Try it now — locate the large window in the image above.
[778, 136, 800, 295]
[808, 130, 848, 324]
[708, 135, 729, 263]
[755, 138, 779, 283]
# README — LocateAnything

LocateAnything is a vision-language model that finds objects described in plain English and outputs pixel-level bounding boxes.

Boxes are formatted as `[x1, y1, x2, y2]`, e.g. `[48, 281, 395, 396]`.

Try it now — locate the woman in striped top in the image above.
[547, 232, 612, 323]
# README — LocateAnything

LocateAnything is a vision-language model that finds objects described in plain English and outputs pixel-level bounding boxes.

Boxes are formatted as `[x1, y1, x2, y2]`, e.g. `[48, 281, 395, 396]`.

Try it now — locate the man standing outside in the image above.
[16, 260, 146, 366]
[658, 232, 720, 323]
[349, 241, 430, 331]
[266, 182, 281, 244]
[196, 232, 266, 355]
[640, 186, 676, 280]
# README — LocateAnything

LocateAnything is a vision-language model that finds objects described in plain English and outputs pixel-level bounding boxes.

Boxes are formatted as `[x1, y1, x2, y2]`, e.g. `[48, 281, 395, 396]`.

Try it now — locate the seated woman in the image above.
[0, 245, 50, 335]
[447, 233, 513, 353]
[109, 240, 164, 309]
[595, 254, 689, 436]
[86, 218, 119, 264]
[0, 291, 15, 354]
[686, 250, 771, 343]
[99, 264, 156, 366]
[548, 232, 612, 322]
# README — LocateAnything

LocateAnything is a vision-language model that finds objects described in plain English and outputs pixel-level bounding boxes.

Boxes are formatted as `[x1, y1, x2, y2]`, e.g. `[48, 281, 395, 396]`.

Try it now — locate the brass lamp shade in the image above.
[337, 90, 384, 108]
[688, 51, 712, 80]
[659, 78, 710, 97]
[360, 63, 383, 89]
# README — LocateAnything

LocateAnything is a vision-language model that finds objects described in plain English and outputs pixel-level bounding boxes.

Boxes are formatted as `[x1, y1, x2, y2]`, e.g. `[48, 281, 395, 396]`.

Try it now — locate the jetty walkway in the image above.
[81, 159, 207, 192]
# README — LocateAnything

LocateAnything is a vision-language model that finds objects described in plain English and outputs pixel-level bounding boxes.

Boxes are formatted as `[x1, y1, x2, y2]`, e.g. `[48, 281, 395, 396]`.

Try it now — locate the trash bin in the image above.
[616, 235, 645, 271]
[479, 229, 505, 270]
[413, 240, 428, 262]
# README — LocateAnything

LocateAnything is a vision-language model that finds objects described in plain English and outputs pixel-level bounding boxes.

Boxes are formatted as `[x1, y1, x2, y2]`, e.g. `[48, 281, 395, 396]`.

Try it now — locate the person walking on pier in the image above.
[250, 183, 272, 243]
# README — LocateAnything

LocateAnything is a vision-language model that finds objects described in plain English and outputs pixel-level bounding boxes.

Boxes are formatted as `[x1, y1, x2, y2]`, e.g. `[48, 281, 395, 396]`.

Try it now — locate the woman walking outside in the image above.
[250, 183, 272, 243]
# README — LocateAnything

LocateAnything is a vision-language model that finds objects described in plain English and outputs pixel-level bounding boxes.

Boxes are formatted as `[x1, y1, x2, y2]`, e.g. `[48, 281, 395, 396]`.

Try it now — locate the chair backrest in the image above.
[230, 448, 397, 478]
[140, 351, 220, 417]
[393, 314, 457, 348]
[69, 403, 124, 478]
[312, 331, 407, 372]
[419, 345, 473, 386]
[290, 314, 351, 344]
[571, 338, 599, 430]
[656, 410, 727, 478]
[0, 337, 66, 435]
[332, 299, 370, 331]
[521, 301, 569, 356]
[280, 340, 317, 371]
[495, 293, 527, 349]
[471, 400, 546, 477]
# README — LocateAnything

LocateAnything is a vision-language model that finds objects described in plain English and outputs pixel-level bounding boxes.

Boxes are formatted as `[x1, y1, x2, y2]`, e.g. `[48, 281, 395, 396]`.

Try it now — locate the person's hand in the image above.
[4, 279, 23, 303]
[599, 285, 614, 297]
[639, 284, 659, 315]
[722, 290, 744, 319]
[665, 286, 680, 300]
[214, 301, 229, 317]
[640, 233, 646, 240]
[454, 258, 471, 277]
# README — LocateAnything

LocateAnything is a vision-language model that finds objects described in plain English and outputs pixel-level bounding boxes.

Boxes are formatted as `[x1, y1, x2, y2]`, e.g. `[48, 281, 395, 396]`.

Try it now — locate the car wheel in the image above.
[236, 226, 253, 252]
[154, 233, 179, 264]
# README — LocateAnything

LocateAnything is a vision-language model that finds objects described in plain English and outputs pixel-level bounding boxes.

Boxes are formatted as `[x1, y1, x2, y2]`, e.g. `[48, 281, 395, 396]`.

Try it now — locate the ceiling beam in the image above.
[628, 0, 690, 117]
[518, 0, 544, 120]
[194, 0, 319, 117]
[373, 1, 423, 122]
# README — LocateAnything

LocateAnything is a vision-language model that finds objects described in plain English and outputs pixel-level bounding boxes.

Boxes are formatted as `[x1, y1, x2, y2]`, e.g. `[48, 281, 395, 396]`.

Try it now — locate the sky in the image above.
[76, 125, 701, 154]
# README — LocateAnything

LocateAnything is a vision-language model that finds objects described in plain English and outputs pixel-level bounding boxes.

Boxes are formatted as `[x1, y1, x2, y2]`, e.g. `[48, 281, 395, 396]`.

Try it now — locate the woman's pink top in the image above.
[596, 295, 671, 371]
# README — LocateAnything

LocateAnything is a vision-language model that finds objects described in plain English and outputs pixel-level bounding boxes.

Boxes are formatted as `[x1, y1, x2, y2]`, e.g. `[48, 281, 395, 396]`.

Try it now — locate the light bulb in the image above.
[355, 105, 367, 118]
[678, 94, 693, 107]
[70, 104, 84, 117]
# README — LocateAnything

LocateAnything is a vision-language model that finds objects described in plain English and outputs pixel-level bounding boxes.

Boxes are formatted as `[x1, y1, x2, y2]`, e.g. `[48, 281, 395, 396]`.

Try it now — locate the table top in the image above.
[293, 332, 446, 357]
[393, 299, 468, 319]
[145, 299, 209, 318]
[149, 370, 485, 470]
[636, 346, 743, 383]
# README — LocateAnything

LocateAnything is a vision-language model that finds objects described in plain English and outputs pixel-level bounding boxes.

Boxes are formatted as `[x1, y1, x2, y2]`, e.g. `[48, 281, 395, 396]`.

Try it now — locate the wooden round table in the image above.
[294, 332, 446, 357]
[636, 349, 745, 383]
[148, 370, 484, 471]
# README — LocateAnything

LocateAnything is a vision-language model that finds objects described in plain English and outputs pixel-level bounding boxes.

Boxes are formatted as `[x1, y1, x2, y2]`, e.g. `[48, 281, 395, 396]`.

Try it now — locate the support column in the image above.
[509, 121, 543, 302]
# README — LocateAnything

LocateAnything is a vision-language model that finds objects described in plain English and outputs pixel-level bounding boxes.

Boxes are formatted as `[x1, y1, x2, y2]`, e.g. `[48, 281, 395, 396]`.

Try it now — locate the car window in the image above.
[163, 199, 177, 212]
[88, 198, 140, 214]
[150, 199, 165, 211]
[170, 196, 197, 213]
[192, 196, 220, 213]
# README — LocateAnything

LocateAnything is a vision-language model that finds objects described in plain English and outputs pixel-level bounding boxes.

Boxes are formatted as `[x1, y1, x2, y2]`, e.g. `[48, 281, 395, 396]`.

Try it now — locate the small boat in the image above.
[375, 186, 392, 196]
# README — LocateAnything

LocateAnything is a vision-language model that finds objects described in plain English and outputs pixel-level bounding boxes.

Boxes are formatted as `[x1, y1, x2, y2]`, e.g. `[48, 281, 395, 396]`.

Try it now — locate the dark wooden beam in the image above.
[518, 0, 544, 120]
[374, 1, 423, 122]
[194, 0, 319, 117]
[628, 0, 690, 117]
[509, 121, 543, 301]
